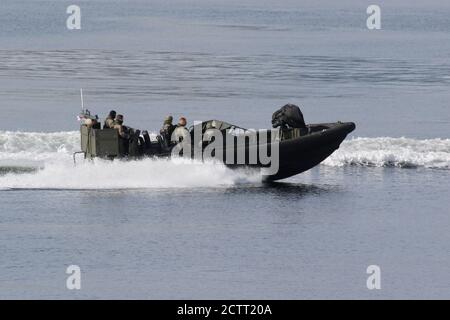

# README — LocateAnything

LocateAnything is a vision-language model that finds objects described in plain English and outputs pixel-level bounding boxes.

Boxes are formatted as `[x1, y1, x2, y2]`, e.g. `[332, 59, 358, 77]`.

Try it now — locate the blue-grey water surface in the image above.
[0, 0, 449, 299]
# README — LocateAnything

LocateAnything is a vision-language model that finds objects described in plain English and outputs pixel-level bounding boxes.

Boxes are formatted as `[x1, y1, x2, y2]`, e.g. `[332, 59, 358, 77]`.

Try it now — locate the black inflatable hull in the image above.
[79, 121, 355, 181]
[136, 122, 355, 181]
[263, 122, 355, 181]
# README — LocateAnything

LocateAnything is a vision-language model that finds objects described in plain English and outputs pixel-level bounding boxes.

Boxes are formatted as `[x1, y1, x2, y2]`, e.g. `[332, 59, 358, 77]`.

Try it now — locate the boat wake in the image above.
[0, 131, 449, 189]
[324, 137, 450, 169]
[0, 131, 263, 189]
[0, 157, 262, 190]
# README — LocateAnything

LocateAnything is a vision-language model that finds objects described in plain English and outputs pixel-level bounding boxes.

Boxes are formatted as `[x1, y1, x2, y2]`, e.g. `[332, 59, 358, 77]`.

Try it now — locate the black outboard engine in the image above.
[128, 129, 141, 157]
[142, 131, 152, 150]
[272, 104, 306, 129]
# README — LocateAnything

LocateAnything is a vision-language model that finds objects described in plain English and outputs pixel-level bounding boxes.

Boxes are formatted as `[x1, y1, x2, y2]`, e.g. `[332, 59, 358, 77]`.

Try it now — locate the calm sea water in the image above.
[0, 0, 449, 299]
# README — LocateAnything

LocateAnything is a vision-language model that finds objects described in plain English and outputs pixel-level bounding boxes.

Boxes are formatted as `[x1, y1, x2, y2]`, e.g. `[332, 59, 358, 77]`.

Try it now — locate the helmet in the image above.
[115, 114, 124, 124]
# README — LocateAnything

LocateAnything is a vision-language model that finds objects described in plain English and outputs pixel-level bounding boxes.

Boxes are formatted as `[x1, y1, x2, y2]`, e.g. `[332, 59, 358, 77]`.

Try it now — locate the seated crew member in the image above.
[113, 114, 129, 139]
[171, 117, 190, 144]
[160, 115, 176, 147]
[103, 110, 117, 129]
[84, 115, 100, 129]
[84, 118, 95, 127]
[203, 120, 218, 143]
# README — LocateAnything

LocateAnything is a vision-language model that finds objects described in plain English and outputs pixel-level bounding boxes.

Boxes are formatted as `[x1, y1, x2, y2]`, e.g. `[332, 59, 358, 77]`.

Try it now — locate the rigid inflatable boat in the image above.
[76, 105, 355, 181]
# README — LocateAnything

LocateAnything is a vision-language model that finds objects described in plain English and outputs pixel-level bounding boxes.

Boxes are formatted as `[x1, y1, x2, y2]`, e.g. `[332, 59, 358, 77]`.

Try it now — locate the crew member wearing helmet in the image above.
[203, 120, 218, 143]
[160, 115, 176, 147]
[113, 114, 128, 139]
[172, 117, 190, 144]
[103, 110, 117, 129]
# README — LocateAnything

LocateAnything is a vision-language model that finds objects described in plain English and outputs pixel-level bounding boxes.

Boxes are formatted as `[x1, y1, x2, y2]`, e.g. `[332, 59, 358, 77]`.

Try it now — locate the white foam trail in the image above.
[0, 130, 79, 162]
[0, 157, 261, 189]
[1, 131, 449, 189]
[0, 131, 261, 189]
[324, 137, 450, 169]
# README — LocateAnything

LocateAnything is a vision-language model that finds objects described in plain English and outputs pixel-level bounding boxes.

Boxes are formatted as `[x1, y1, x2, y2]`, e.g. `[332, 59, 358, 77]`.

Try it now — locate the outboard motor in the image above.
[142, 131, 151, 148]
[138, 136, 145, 155]
[128, 129, 141, 157]
[272, 103, 306, 129]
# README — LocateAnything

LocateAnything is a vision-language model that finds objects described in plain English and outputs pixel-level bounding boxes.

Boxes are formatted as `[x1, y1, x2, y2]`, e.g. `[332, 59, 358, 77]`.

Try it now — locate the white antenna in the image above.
[80, 88, 84, 113]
